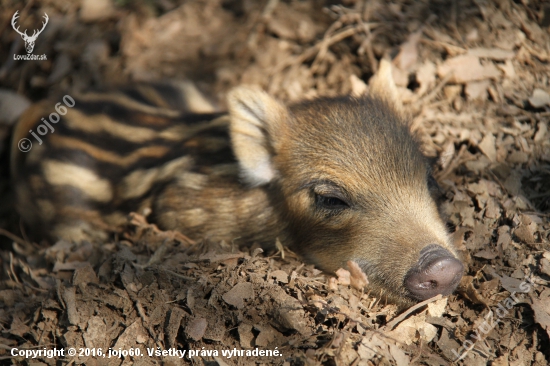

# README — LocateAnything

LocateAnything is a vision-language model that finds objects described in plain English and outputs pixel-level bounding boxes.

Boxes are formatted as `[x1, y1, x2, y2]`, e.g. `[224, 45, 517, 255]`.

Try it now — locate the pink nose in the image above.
[404, 244, 464, 301]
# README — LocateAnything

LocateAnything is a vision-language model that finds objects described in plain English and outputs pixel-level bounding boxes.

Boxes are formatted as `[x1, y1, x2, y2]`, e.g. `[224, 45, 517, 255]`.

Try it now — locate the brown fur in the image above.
[227, 86, 455, 306]
[11, 70, 461, 306]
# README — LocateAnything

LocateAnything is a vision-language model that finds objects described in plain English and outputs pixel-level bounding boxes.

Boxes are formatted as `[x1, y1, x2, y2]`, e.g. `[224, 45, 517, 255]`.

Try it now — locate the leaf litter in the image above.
[0, 0, 549, 365]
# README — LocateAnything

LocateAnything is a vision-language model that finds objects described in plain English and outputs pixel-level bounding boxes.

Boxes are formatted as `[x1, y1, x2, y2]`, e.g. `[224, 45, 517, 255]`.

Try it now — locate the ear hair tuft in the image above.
[369, 59, 404, 116]
[227, 86, 289, 186]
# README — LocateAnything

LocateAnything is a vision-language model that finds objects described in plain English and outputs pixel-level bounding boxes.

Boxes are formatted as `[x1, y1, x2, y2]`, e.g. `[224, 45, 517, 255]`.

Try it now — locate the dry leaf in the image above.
[396, 30, 422, 71]
[465, 80, 490, 101]
[529, 88, 550, 108]
[457, 275, 487, 305]
[530, 289, 550, 340]
[222, 283, 255, 309]
[347, 260, 369, 290]
[416, 61, 436, 96]
[270, 270, 289, 284]
[474, 249, 499, 259]
[467, 47, 515, 60]
[478, 133, 497, 162]
[350, 75, 368, 96]
[497, 60, 516, 78]
[335, 268, 351, 286]
[185, 317, 207, 341]
[437, 55, 501, 83]
[427, 297, 448, 317]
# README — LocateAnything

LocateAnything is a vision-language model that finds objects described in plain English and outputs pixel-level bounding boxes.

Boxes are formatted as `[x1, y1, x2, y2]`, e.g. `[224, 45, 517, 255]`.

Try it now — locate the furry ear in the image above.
[369, 58, 404, 115]
[227, 86, 289, 186]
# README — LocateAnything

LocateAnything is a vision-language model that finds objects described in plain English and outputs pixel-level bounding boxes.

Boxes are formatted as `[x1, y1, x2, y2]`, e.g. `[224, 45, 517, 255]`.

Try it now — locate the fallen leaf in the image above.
[347, 260, 369, 290]
[73, 264, 99, 286]
[444, 85, 462, 99]
[467, 47, 515, 60]
[80, 0, 116, 22]
[387, 314, 437, 345]
[222, 282, 254, 309]
[427, 297, 448, 317]
[185, 317, 207, 341]
[437, 55, 500, 83]
[350, 75, 368, 96]
[474, 249, 499, 259]
[514, 215, 537, 244]
[270, 270, 289, 284]
[9, 317, 30, 337]
[503, 170, 522, 195]
[396, 30, 422, 71]
[484, 265, 531, 296]
[465, 80, 490, 101]
[540, 258, 550, 277]
[457, 275, 487, 305]
[529, 88, 550, 108]
[534, 122, 547, 142]
[254, 324, 282, 347]
[335, 268, 351, 286]
[485, 198, 501, 219]
[416, 61, 436, 96]
[328, 277, 338, 291]
[478, 133, 497, 162]
[238, 323, 254, 348]
[113, 320, 148, 350]
[166, 308, 185, 348]
[497, 60, 516, 78]
[507, 151, 529, 164]
[530, 289, 550, 340]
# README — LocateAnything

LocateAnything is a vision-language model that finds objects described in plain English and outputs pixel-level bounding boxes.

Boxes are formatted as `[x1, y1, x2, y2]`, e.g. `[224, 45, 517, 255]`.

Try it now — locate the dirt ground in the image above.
[0, 0, 549, 365]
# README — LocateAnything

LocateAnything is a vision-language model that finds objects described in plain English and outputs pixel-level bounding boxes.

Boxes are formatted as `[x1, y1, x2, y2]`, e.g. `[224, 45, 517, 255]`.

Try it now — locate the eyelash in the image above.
[315, 193, 349, 209]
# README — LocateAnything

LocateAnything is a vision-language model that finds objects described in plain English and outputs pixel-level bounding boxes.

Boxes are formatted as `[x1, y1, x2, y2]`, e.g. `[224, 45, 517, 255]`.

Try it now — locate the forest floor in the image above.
[0, 0, 549, 365]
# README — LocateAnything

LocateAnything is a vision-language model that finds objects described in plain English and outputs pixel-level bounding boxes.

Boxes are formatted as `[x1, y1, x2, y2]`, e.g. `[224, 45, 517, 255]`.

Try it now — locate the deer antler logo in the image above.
[11, 11, 49, 54]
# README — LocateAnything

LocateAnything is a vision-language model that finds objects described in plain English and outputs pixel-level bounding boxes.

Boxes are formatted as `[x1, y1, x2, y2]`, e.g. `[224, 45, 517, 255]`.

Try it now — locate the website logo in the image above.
[11, 11, 48, 60]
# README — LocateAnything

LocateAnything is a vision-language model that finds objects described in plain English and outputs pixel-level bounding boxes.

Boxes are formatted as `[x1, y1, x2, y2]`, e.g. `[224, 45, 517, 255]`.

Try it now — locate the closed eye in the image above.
[304, 180, 352, 211]
[315, 193, 350, 209]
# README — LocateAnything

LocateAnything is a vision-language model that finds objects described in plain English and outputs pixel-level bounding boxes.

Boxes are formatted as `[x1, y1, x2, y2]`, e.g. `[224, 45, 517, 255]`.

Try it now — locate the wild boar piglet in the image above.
[11, 61, 463, 306]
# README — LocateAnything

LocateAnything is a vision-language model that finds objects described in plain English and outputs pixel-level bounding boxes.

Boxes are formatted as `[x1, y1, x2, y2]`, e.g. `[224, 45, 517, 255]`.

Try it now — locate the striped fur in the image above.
[11, 70, 462, 306]
[11, 83, 242, 242]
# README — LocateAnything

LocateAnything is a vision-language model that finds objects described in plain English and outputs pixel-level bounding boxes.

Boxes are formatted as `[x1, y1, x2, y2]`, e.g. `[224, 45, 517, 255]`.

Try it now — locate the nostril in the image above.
[417, 279, 437, 290]
[404, 246, 464, 301]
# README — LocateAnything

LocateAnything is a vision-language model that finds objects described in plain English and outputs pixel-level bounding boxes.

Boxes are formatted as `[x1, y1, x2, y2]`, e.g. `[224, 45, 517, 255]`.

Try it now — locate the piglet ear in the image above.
[369, 58, 404, 116]
[227, 86, 290, 186]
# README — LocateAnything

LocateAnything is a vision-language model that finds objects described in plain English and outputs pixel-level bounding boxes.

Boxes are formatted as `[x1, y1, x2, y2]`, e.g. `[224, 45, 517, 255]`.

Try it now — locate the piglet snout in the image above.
[404, 244, 464, 301]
